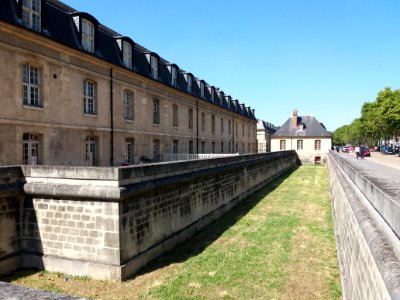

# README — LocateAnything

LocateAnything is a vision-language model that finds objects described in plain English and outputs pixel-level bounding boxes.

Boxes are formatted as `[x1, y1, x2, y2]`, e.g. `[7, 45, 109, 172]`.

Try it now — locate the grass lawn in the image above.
[1, 165, 342, 299]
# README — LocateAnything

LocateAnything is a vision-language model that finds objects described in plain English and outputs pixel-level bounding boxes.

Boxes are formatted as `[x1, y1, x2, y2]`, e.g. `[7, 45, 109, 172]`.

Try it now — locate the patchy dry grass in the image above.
[1, 165, 341, 299]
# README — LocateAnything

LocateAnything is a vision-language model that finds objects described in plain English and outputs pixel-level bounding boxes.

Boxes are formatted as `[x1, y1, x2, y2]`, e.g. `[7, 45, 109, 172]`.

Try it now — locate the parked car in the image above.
[381, 146, 394, 155]
[342, 145, 353, 153]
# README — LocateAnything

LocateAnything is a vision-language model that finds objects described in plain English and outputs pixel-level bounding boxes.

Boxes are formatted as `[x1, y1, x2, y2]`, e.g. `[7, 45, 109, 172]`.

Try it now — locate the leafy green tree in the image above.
[375, 87, 400, 138]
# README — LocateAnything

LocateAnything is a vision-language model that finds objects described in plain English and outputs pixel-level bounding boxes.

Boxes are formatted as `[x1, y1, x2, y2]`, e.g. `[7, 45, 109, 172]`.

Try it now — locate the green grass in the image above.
[1, 165, 341, 299]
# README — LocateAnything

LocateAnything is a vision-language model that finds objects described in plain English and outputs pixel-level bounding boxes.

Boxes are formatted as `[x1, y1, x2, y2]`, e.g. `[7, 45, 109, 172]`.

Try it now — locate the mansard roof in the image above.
[273, 115, 332, 138]
[0, 0, 256, 121]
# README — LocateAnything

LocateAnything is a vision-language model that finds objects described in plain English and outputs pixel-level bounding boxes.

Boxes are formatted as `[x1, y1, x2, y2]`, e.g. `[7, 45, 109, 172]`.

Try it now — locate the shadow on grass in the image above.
[132, 166, 298, 280]
[0, 269, 41, 283]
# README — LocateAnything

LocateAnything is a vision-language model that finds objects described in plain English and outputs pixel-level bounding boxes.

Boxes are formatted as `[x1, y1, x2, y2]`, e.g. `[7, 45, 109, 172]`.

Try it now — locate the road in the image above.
[337, 150, 400, 184]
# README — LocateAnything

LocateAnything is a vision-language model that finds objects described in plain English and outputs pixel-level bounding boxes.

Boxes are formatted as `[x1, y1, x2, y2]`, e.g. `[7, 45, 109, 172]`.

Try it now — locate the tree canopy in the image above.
[332, 87, 400, 145]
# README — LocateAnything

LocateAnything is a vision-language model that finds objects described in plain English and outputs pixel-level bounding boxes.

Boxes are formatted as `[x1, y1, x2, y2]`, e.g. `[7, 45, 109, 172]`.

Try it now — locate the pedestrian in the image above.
[360, 145, 365, 159]
[355, 145, 360, 159]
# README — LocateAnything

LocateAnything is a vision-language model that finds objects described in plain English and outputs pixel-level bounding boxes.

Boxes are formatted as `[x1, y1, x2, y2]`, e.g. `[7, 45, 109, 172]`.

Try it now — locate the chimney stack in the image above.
[292, 109, 298, 128]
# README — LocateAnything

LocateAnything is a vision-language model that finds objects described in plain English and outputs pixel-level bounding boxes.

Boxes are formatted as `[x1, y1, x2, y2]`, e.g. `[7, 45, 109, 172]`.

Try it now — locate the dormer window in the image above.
[171, 66, 177, 87]
[82, 19, 94, 53]
[200, 81, 205, 98]
[187, 75, 192, 93]
[298, 123, 304, 130]
[122, 41, 132, 69]
[210, 87, 215, 103]
[21, 0, 41, 31]
[150, 56, 158, 79]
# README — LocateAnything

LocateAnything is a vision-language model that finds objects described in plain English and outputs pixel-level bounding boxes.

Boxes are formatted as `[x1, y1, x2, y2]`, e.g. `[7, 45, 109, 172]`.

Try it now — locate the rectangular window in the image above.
[236, 123, 238, 136]
[242, 124, 245, 137]
[83, 79, 96, 115]
[220, 118, 224, 133]
[211, 88, 215, 103]
[82, 19, 94, 53]
[124, 90, 134, 120]
[22, 0, 41, 31]
[200, 82, 205, 98]
[23, 133, 40, 165]
[188, 108, 193, 129]
[201, 141, 206, 154]
[153, 139, 160, 161]
[211, 115, 215, 133]
[228, 120, 232, 135]
[189, 140, 194, 154]
[221, 142, 224, 153]
[280, 140, 286, 151]
[171, 67, 177, 87]
[212, 142, 216, 153]
[228, 142, 231, 153]
[315, 140, 321, 151]
[153, 98, 160, 124]
[122, 41, 132, 69]
[201, 112, 205, 131]
[150, 56, 158, 79]
[86, 135, 97, 166]
[297, 140, 303, 150]
[22, 63, 41, 107]
[173, 140, 178, 154]
[172, 104, 179, 127]
[125, 137, 134, 164]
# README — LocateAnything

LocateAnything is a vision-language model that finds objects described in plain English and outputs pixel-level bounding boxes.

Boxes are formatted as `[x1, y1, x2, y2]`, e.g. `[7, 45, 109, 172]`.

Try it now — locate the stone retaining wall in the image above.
[328, 151, 400, 299]
[0, 151, 297, 280]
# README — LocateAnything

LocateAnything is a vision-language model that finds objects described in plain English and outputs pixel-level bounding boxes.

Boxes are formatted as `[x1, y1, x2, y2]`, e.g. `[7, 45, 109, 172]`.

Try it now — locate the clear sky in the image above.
[62, 0, 400, 131]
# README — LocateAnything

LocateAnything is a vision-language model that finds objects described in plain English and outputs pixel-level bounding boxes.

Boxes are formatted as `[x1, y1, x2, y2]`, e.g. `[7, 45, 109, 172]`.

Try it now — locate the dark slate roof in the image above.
[273, 115, 332, 137]
[0, 0, 256, 121]
[257, 120, 278, 133]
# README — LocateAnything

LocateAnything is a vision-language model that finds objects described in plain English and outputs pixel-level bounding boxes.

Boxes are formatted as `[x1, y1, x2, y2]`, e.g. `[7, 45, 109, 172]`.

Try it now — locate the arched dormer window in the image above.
[116, 37, 134, 69]
[185, 73, 193, 93]
[208, 86, 215, 103]
[167, 64, 179, 87]
[217, 91, 225, 106]
[199, 80, 205, 98]
[72, 13, 99, 54]
[145, 53, 159, 80]
[19, 0, 41, 31]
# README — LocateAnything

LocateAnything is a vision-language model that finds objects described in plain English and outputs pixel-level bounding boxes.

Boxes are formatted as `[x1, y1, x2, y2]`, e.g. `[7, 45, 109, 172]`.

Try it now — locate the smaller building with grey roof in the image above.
[271, 110, 332, 164]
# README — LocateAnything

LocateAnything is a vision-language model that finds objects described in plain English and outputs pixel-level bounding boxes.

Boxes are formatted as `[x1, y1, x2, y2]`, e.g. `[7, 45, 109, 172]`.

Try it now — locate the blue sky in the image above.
[62, 0, 400, 131]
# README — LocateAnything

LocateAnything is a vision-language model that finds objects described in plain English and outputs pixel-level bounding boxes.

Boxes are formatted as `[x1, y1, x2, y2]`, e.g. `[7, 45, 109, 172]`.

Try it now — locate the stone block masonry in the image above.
[328, 152, 400, 299]
[0, 151, 298, 280]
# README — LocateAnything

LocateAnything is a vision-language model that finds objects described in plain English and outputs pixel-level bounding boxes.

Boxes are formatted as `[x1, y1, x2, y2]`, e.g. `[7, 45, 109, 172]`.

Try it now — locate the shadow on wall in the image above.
[132, 166, 298, 279]
[21, 197, 44, 270]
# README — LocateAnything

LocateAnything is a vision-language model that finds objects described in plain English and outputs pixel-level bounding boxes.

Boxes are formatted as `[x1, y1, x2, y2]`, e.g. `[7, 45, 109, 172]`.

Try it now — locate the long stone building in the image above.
[0, 0, 257, 167]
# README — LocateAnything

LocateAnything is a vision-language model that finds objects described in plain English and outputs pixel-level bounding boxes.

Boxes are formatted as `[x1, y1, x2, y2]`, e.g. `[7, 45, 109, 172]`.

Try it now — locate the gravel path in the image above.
[0, 281, 87, 300]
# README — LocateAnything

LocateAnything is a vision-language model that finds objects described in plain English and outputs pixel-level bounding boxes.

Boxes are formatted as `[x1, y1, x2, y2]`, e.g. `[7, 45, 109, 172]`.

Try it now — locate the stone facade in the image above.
[0, 0, 257, 167]
[0, 151, 298, 280]
[257, 120, 277, 153]
[271, 137, 331, 163]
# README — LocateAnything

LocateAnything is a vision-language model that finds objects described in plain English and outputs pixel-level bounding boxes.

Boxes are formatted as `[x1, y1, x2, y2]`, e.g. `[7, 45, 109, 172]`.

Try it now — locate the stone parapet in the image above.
[328, 151, 400, 299]
[0, 151, 298, 280]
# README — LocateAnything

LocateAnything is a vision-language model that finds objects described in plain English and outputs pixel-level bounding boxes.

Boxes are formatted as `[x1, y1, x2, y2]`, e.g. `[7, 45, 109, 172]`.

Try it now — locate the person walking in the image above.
[355, 145, 360, 159]
[360, 145, 365, 159]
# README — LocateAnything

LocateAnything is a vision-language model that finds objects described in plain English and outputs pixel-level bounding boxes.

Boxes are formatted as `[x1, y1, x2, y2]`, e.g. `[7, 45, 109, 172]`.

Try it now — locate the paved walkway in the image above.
[0, 281, 86, 300]
[336, 151, 400, 199]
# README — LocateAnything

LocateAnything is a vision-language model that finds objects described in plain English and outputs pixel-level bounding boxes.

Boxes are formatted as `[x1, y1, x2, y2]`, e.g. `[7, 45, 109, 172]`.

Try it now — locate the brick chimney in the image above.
[292, 109, 298, 128]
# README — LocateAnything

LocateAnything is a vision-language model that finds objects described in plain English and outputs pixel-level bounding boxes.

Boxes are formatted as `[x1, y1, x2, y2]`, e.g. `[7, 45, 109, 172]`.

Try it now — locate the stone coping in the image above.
[17, 151, 294, 182]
